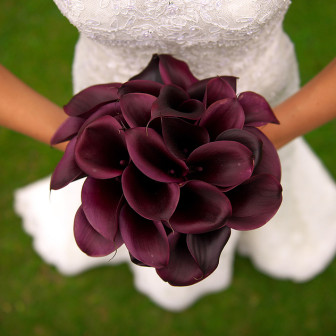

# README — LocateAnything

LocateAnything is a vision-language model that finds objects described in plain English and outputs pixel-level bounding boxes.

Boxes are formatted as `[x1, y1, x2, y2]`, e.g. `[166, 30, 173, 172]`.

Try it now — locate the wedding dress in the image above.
[15, 0, 336, 311]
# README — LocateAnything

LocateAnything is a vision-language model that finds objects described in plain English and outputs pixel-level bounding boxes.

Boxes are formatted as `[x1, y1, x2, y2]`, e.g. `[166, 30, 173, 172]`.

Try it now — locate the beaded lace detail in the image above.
[53, 0, 298, 106]
[54, 0, 290, 47]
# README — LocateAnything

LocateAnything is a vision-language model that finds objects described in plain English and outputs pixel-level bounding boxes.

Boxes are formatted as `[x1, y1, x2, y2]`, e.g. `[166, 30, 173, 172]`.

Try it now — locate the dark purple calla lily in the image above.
[216, 128, 262, 168]
[78, 101, 123, 135]
[52, 54, 282, 286]
[74, 206, 123, 257]
[238, 91, 279, 126]
[129, 54, 163, 83]
[64, 83, 121, 117]
[187, 141, 254, 187]
[71, 102, 126, 146]
[158, 54, 198, 90]
[204, 77, 237, 107]
[169, 180, 232, 234]
[118, 80, 163, 97]
[188, 76, 237, 101]
[125, 127, 189, 183]
[226, 174, 282, 230]
[121, 163, 180, 221]
[50, 137, 84, 190]
[151, 85, 205, 122]
[187, 225, 231, 276]
[119, 203, 169, 268]
[75, 115, 129, 179]
[81, 177, 122, 241]
[161, 117, 210, 159]
[51, 116, 84, 145]
[156, 233, 204, 286]
[199, 98, 245, 139]
[120, 93, 156, 128]
[245, 126, 281, 181]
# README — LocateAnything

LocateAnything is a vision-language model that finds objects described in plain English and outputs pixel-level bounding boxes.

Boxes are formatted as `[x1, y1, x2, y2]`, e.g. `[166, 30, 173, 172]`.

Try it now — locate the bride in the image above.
[1, 0, 336, 311]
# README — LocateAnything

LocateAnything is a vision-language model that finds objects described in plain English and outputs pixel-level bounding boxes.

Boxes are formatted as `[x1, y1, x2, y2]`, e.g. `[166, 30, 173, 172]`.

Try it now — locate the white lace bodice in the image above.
[54, 0, 289, 47]
[53, 0, 298, 105]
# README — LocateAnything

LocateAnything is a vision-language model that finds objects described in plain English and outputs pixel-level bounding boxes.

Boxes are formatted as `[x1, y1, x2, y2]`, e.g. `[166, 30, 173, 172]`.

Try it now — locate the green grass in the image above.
[0, 1, 335, 335]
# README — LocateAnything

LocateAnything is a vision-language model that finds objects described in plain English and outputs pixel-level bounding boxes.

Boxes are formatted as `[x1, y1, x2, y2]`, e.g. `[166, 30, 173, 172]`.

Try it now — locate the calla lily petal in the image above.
[188, 76, 237, 101]
[75, 115, 129, 179]
[226, 174, 282, 230]
[120, 93, 156, 127]
[187, 226, 231, 276]
[65, 83, 121, 117]
[159, 54, 198, 90]
[162, 117, 210, 159]
[125, 127, 188, 182]
[122, 163, 180, 221]
[204, 77, 237, 107]
[129, 254, 150, 267]
[130, 54, 163, 83]
[74, 206, 123, 257]
[118, 80, 163, 97]
[216, 128, 262, 168]
[119, 204, 169, 268]
[82, 177, 122, 240]
[245, 126, 281, 181]
[199, 98, 245, 139]
[156, 233, 203, 286]
[51, 116, 84, 145]
[170, 180, 232, 234]
[151, 85, 204, 121]
[50, 137, 84, 190]
[187, 141, 254, 187]
[238, 91, 279, 126]
[78, 101, 123, 137]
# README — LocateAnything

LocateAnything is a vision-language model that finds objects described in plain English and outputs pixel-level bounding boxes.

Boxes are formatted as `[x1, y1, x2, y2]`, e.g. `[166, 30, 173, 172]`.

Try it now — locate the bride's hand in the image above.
[260, 58, 336, 149]
[0, 65, 67, 151]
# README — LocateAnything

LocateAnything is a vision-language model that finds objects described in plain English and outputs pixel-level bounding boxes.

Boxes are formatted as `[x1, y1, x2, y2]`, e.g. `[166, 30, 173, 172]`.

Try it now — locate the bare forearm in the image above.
[0, 65, 67, 150]
[261, 58, 336, 149]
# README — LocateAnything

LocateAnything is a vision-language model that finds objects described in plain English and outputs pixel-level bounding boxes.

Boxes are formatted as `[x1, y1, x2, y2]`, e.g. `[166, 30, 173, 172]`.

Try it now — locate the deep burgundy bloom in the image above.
[51, 54, 282, 286]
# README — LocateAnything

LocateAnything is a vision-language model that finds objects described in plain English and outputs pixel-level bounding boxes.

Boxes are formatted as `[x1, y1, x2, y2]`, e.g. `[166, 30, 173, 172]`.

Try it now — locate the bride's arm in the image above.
[261, 58, 336, 149]
[0, 65, 67, 150]
[2, 58, 335, 152]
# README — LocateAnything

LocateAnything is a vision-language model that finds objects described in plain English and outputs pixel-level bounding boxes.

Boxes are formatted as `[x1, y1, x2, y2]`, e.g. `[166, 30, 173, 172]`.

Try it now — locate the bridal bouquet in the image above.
[51, 54, 282, 286]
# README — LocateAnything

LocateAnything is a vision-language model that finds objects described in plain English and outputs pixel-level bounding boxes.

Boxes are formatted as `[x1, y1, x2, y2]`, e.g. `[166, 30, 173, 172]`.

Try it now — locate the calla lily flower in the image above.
[50, 137, 85, 190]
[169, 180, 232, 234]
[125, 127, 189, 183]
[119, 204, 170, 268]
[187, 226, 231, 278]
[64, 83, 121, 117]
[156, 233, 204, 286]
[74, 206, 123, 257]
[75, 115, 129, 179]
[238, 91, 279, 126]
[199, 98, 245, 139]
[203, 77, 237, 107]
[121, 163, 180, 221]
[51, 54, 282, 286]
[120, 93, 156, 127]
[151, 85, 205, 122]
[81, 177, 122, 241]
[161, 117, 210, 159]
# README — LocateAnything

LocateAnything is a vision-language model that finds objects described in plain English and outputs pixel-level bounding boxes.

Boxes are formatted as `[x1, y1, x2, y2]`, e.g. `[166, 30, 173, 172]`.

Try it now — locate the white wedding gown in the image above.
[15, 0, 336, 311]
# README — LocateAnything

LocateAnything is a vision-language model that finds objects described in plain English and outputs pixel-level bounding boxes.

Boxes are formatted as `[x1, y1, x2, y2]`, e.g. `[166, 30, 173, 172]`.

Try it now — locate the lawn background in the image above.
[0, 1, 336, 335]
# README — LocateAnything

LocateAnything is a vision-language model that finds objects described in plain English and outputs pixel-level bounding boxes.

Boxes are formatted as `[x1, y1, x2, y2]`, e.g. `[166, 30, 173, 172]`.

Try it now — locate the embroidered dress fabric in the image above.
[15, 0, 336, 311]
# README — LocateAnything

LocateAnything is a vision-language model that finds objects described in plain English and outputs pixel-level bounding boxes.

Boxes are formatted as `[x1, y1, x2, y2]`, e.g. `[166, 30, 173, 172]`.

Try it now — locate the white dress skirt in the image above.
[15, 0, 336, 311]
